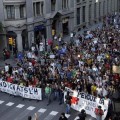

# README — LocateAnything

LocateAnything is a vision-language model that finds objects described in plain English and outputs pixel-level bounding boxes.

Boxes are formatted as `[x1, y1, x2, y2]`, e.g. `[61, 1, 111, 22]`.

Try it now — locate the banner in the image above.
[64, 87, 109, 120]
[0, 80, 42, 100]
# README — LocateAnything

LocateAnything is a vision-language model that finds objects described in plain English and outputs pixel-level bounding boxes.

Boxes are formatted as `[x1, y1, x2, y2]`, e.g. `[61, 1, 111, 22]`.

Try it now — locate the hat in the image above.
[81, 109, 85, 113]
[98, 106, 101, 109]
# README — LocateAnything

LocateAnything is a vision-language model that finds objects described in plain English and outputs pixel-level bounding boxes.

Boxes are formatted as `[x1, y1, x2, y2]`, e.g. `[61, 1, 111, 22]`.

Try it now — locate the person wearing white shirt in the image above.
[27, 51, 32, 59]
[4, 63, 9, 72]
[97, 86, 102, 96]
[39, 43, 44, 52]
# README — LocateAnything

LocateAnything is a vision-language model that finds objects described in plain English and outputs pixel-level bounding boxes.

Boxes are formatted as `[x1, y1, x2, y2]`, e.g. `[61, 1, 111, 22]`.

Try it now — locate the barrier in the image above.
[0, 80, 42, 100]
[64, 87, 109, 120]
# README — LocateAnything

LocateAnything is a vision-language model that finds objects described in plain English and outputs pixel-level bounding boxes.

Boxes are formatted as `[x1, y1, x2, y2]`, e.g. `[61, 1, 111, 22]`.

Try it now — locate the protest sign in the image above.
[64, 87, 109, 120]
[50, 54, 55, 59]
[0, 80, 42, 100]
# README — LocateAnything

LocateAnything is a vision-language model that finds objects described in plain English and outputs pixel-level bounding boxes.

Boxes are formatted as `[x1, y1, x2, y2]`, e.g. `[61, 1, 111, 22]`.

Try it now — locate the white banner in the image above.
[0, 80, 42, 100]
[64, 87, 109, 120]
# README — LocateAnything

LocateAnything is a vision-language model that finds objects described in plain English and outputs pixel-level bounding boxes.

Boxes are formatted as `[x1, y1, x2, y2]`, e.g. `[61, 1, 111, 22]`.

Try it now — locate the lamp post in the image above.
[43, 18, 47, 63]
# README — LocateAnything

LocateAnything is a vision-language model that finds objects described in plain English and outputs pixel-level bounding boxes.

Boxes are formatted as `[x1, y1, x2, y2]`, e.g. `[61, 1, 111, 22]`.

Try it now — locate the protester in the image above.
[94, 106, 104, 120]
[65, 91, 72, 114]
[59, 112, 68, 120]
[45, 84, 52, 106]
[77, 109, 86, 120]
[0, 13, 120, 119]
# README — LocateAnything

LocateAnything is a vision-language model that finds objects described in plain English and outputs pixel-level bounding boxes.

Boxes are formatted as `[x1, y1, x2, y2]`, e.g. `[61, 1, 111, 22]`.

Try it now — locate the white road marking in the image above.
[65, 114, 70, 118]
[0, 100, 4, 104]
[38, 108, 47, 113]
[50, 111, 58, 116]
[16, 104, 25, 108]
[44, 111, 58, 120]
[74, 116, 79, 120]
[27, 106, 35, 110]
[6, 102, 14, 106]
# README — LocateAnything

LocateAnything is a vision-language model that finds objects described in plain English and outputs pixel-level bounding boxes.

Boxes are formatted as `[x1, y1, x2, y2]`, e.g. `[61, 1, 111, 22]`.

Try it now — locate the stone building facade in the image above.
[0, 0, 120, 51]
[74, 0, 120, 31]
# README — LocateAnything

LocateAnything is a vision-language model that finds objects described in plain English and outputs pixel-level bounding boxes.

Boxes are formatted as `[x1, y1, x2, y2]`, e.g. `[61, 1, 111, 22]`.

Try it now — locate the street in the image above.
[0, 92, 95, 120]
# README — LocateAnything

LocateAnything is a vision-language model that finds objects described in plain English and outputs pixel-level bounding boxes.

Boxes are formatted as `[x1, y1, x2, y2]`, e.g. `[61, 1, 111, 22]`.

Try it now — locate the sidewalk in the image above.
[0, 58, 17, 69]
[0, 22, 103, 69]
[63, 22, 103, 42]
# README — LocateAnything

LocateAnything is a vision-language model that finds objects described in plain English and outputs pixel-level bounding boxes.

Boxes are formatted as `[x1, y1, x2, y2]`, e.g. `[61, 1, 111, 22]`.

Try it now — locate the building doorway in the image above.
[21, 29, 29, 50]
[62, 17, 69, 35]
[6, 31, 17, 51]
[34, 25, 45, 48]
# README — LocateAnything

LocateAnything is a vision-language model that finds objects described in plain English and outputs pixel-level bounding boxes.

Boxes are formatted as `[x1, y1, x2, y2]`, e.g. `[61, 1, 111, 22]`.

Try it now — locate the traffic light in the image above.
[8, 37, 13, 45]
[12, 39, 16, 47]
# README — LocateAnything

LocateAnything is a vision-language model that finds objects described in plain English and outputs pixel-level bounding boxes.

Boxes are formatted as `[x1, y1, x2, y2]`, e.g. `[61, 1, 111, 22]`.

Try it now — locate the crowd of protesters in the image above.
[0, 13, 120, 120]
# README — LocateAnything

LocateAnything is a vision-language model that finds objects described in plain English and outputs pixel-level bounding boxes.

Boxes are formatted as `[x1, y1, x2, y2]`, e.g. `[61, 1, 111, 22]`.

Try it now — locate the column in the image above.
[28, 31, 34, 48]
[74, 0, 77, 27]
[109, 0, 112, 13]
[112, 0, 114, 13]
[46, 19, 52, 40]
[34, 3, 36, 17]
[44, 0, 51, 14]
[69, 16, 74, 32]
[85, 0, 89, 26]
[105, 0, 108, 15]
[16, 31, 23, 51]
[114, 0, 117, 12]
[26, 0, 34, 23]
[101, 0, 103, 17]
[4, 6, 7, 20]
[96, 1, 99, 20]
[59, 19, 63, 34]
[27, 24, 34, 48]
[56, 0, 62, 11]
[0, 0, 4, 21]
[40, 2, 42, 16]
[24, 5, 26, 18]
[91, 0, 95, 24]
[15, 5, 20, 19]
[80, 6, 83, 25]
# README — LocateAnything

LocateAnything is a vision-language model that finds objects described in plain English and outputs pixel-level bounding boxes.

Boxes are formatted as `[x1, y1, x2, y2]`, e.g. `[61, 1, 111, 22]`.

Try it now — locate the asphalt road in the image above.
[0, 92, 95, 120]
[0, 22, 103, 120]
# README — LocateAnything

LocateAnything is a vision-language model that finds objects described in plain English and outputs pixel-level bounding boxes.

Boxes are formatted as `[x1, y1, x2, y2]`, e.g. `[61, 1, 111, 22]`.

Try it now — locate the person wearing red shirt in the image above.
[7, 76, 13, 83]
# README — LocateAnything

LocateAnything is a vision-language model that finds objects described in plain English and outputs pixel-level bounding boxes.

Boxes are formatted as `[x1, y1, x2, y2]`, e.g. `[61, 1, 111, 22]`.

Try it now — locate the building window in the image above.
[94, 3, 96, 18]
[77, 8, 80, 25]
[62, 0, 68, 9]
[82, 6, 85, 22]
[107, 0, 108, 13]
[99, 2, 101, 17]
[20, 5, 25, 18]
[89, 4, 91, 21]
[51, 0, 56, 11]
[76, 0, 80, 3]
[33, 2, 44, 17]
[6, 5, 15, 19]
[103, 1, 105, 15]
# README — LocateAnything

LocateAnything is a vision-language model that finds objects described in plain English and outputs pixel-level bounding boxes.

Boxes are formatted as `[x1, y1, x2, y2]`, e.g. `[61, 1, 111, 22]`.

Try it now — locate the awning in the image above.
[50, 11, 62, 19]
[34, 25, 45, 31]
[6, 31, 17, 38]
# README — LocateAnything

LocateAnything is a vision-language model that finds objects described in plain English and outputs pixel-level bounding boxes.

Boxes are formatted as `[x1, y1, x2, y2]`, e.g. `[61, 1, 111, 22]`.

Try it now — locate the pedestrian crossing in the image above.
[0, 99, 69, 120]
[0, 99, 94, 120]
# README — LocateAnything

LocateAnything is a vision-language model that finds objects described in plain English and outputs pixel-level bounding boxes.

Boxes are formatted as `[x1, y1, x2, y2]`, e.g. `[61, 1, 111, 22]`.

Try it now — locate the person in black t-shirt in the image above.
[65, 91, 72, 114]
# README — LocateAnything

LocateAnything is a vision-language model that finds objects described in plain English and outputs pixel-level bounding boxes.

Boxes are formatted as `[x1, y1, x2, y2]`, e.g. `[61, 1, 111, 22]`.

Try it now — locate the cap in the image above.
[81, 109, 85, 113]
[98, 106, 101, 109]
